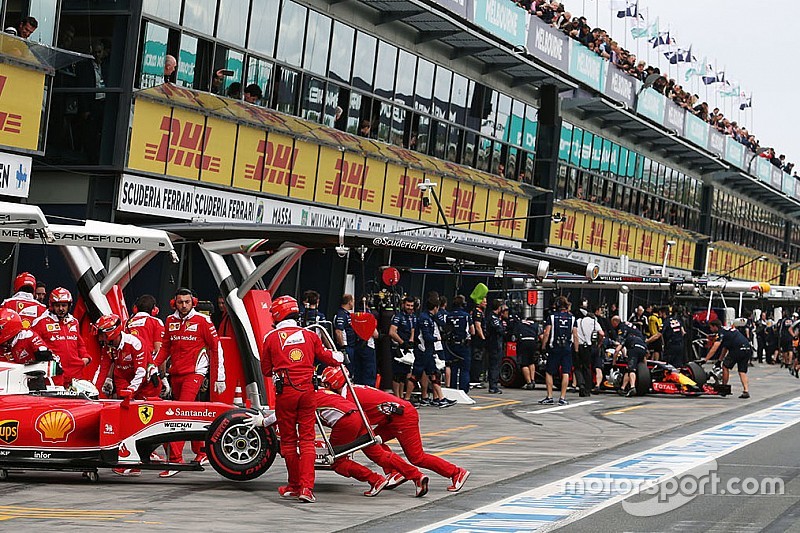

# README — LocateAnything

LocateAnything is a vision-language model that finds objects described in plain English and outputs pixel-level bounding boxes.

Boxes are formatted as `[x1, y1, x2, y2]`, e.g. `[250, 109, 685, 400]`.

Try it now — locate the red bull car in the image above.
[0, 360, 279, 482]
[596, 355, 731, 397]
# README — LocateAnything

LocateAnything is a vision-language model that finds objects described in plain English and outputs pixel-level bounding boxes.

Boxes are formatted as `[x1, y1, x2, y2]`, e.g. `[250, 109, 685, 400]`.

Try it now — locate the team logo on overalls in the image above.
[138, 405, 154, 425]
[289, 349, 304, 362]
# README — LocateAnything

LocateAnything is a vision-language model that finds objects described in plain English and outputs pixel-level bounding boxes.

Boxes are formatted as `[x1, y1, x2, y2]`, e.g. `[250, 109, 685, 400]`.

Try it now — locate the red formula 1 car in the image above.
[0, 361, 279, 482]
[596, 354, 731, 397]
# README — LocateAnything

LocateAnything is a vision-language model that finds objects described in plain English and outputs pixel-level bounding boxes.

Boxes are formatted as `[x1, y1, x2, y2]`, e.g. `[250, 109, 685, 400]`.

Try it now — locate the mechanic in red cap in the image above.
[1, 272, 46, 329]
[156, 288, 225, 477]
[324, 365, 470, 494]
[31, 288, 91, 386]
[0, 307, 53, 364]
[319, 366, 429, 496]
[126, 294, 167, 395]
[92, 313, 160, 476]
[248, 294, 344, 503]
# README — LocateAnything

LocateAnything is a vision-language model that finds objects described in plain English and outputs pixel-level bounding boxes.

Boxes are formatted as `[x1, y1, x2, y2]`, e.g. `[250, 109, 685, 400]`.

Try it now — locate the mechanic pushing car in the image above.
[1, 272, 46, 329]
[156, 288, 226, 477]
[704, 319, 751, 399]
[0, 308, 54, 366]
[31, 287, 91, 387]
[126, 294, 167, 394]
[611, 316, 649, 397]
[325, 365, 470, 494]
[248, 295, 345, 503]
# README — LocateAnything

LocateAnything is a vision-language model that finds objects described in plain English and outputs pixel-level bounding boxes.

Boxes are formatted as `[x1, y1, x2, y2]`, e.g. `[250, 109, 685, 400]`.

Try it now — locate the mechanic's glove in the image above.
[160, 377, 172, 399]
[244, 409, 277, 429]
[34, 349, 54, 362]
[118, 388, 133, 398]
[377, 402, 405, 416]
[434, 355, 446, 371]
[402, 341, 413, 350]
[102, 377, 114, 395]
[332, 351, 346, 365]
[214, 380, 226, 394]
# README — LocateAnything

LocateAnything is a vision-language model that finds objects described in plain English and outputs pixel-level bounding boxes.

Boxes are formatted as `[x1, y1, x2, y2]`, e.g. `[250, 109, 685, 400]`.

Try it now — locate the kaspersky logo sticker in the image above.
[0, 420, 19, 444]
[138, 404, 154, 425]
[36, 409, 75, 443]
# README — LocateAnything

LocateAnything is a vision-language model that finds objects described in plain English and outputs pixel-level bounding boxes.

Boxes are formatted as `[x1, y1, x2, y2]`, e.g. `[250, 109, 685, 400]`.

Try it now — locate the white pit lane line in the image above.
[415, 396, 800, 533]
[525, 400, 600, 414]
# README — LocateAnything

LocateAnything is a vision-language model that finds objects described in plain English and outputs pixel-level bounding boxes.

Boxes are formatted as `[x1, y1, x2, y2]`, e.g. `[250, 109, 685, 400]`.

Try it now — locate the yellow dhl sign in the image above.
[0, 63, 45, 152]
[127, 96, 528, 240]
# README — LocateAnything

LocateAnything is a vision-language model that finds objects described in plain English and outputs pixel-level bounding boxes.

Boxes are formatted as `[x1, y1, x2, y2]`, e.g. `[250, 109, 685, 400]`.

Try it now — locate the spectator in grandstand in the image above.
[243, 83, 263, 104]
[5, 16, 37, 39]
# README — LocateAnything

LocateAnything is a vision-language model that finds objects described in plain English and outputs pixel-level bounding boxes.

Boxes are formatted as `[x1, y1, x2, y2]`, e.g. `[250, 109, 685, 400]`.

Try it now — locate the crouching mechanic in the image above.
[248, 295, 344, 503]
[704, 319, 751, 399]
[31, 288, 91, 386]
[1, 272, 46, 328]
[611, 316, 648, 397]
[0, 308, 55, 368]
[326, 366, 470, 494]
[156, 288, 225, 477]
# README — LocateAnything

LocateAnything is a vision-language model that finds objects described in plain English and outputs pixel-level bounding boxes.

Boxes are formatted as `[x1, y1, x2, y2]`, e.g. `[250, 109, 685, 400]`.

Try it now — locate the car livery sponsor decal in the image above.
[185, 323, 198, 332]
[169, 407, 218, 418]
[46, 323, 60, 332]
[289, 348, 304, 362]
[164, 422, 192, 430]
[138, 404, 154, 425]
[169, 322, 180, 331]
[0, 420, 19, 444]
[35, 409, 75, 443]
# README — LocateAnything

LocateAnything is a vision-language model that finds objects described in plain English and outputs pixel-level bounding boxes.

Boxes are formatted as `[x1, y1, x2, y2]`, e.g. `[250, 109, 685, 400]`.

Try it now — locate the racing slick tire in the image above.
[206, 409, 279, 481]
[635, 362, 651, 397]
[499, 357, 524, 388]
[685, 362, 708, 386]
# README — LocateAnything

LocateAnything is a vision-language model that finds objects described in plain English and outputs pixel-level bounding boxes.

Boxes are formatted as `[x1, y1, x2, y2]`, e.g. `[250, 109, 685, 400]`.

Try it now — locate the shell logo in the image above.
[289, 349, 304, 362]
[35, 409, 76, 443]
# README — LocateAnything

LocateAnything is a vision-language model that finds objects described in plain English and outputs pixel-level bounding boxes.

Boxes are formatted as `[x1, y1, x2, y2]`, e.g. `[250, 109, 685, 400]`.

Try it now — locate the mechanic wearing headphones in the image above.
[248, 295, 344, 503]
[31, 288, 91, 387]
[704, 319, 751, 399]
[126, 294, 167, 394]
[156, 288, 225, 477]
[1, 272, 46, 329]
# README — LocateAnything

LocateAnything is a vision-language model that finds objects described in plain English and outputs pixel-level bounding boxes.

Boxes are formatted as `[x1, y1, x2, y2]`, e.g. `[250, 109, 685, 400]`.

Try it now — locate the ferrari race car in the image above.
[0, 360, 279, 482]
[596, 354, 731, 397]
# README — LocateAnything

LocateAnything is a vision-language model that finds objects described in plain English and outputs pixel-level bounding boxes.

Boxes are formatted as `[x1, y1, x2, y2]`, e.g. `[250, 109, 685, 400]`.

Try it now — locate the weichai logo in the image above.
[244, 139, 305, 187]
[144, 116, 220, 172]
[586, 219, 606, 249]
[445, 188, 479, 224]
[389, 175, 432, 214]
[614, 227, 631, 254]
[0, 76, 22, 135]
[324, 158, 374, 202]
[492, 198, 519, 231]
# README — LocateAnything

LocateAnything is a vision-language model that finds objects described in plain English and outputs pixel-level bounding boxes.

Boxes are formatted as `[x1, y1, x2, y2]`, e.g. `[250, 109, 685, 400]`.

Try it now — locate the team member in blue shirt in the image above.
[389, 296, 416, 398]
[704, 319, 751, 398]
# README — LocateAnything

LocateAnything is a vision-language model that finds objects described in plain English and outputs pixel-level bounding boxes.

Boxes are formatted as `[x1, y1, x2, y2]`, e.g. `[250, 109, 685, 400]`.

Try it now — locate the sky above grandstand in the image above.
[566, 0, 799, 169]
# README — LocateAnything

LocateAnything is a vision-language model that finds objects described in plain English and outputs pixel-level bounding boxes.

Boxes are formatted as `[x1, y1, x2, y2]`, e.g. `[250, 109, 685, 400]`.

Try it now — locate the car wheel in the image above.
[635, 362, 651, 397]
[499, 357, 524, 388]
[685, 362, 707, 386]
[206, 408, 279, 482]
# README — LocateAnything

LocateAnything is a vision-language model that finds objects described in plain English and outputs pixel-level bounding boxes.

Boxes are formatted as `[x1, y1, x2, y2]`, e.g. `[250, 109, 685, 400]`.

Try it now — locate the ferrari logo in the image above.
[279, 332, 288, 340]
[138, 405, 154, 425]
[289, 349, 304, 362]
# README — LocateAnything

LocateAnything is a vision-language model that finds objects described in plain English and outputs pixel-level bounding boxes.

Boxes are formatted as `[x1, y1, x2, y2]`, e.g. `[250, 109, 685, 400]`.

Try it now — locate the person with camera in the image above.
[539, 296, 578, 405]
[389, 296, 416, 398]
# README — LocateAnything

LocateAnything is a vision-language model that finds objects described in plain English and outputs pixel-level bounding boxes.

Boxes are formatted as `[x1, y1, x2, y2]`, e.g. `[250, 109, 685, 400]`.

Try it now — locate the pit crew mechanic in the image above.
[388, 295, 416, 397]
[540, 296, 579, 405]
[155, 288, 226, 476]
[93, 313, 160, 400]
[31, 288, 91, 387]
[126, 294, 167, 394]
[1, 272, 46, 329]
[611, 315, 648, 397]
[704, 318, 751, 399]
[249, 295, 345, 503]
[0, 308, 54, 367]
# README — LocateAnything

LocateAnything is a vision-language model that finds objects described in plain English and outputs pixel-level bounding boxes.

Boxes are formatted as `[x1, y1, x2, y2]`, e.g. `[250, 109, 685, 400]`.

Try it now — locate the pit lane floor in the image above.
[0, 363, 797, 531]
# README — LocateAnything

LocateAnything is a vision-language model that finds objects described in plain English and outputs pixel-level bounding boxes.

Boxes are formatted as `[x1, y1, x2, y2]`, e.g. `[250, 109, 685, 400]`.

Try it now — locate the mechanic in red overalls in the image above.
[319, 366, 429, 496]
[126, 294, 166, 394]
[324, 366, 470, 494]
[0, 308, 53, 365]
[156, 288, 225, 477]
[31, 288, 91, 386]
[1, 272, 46, 329]
[248, 295, 344, 503]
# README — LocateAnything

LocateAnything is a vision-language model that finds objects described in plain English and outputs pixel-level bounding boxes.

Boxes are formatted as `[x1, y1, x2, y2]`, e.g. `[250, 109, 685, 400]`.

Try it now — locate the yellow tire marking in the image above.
[470, 400, 521, 411]
[433, 436, 514, 456]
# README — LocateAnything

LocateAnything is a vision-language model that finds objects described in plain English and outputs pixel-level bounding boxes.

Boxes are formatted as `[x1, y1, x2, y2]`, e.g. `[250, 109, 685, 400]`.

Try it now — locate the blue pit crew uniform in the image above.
[546, 311, 576, 376]
[445, 307, 471, 391]
[615, 322, 648, 371]
[390, 310, 416, 380]
[413, 309, 442, 382]
[715, 327, 752, 373]
[335, 308, 376, 386]
[486, 312, 505, 392]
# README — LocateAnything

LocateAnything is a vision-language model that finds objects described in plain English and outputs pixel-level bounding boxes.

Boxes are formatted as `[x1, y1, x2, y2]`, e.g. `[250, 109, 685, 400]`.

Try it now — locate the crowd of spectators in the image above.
[514, 1, 797, 177]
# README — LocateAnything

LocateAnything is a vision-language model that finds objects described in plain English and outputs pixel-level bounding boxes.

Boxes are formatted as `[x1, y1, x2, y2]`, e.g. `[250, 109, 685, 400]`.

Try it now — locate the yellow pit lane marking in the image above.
[603, 404, 646, 415]
[471, 399, 521, 410]
[434, 436, 514, 457]
[0, 506, 142, 522]
[422, 424, 478, 437]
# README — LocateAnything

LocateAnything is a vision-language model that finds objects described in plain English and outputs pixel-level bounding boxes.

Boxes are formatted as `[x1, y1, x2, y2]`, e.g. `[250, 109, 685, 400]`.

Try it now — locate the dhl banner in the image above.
[0, 63, 45, 152]
[128, 94, 529, 241]
[786, 266, 800, 287]
[705, 243, 781, 282]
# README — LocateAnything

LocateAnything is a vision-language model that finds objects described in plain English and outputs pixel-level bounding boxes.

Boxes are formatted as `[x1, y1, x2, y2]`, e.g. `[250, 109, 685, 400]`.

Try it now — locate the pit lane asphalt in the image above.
[0, 362, 797, 531]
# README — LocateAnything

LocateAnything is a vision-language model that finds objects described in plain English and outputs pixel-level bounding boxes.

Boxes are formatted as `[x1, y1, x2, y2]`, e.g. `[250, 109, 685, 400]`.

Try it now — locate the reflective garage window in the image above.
[352, 31, 376, 92]
[328, 21, 354, 84]
[303, 10, 331, 76]
[183, 0, 216, 36]
[374, 41, 397, 100]
[394, 49, 415, 107]
[217, 0, 248, 47]
[276, 0, 307, 67]
[248, 0, 279, 57]
[143, 0, 181, 23]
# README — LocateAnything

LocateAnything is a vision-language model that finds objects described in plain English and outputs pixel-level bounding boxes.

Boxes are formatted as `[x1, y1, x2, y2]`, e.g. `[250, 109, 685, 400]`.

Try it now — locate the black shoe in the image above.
[591, 387, 601, 395]
[488, 388, 503, 394]
[739, 392, 750, 399]
[625, 388, 636, 397]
